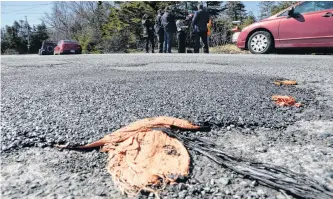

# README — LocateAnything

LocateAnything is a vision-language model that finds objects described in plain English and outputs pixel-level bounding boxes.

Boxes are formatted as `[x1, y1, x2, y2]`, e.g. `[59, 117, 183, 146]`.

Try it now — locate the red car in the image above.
[236, 1, 333, 54]
[54, 40, 82, 55]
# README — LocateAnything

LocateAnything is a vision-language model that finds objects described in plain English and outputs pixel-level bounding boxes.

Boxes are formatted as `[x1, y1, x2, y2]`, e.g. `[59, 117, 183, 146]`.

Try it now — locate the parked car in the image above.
[38, 41, 56, 55]
[54, 40, 82, 55]
[234, 1, 333, 54]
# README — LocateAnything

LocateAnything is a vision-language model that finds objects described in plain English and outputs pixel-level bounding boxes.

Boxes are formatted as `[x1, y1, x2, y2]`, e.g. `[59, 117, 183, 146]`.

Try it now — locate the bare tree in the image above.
[44, 2, 74, 40]
[223, 1, 247, 22]
[259, 1, 275, 20]
[43, 1, 113, 42]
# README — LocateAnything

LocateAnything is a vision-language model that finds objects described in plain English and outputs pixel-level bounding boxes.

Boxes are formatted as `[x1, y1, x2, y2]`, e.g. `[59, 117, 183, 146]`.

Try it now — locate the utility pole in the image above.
[25, 16, 30, 54]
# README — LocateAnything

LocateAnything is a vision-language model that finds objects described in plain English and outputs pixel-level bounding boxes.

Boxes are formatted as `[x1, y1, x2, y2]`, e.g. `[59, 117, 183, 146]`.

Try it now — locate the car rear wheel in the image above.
[47, 46, 53, 54]
[248, 31, 273, 54]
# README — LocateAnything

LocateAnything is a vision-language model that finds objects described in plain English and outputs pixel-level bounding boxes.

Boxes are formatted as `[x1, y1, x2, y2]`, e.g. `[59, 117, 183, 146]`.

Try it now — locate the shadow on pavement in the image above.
[274, 48, 333, 55]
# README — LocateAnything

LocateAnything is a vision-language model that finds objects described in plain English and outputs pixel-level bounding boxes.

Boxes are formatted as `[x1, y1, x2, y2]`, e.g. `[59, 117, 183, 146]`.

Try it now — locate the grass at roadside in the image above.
[210, 44, 249, 54]
[127, 44, 249, 54]
[125, 49, 142, 53]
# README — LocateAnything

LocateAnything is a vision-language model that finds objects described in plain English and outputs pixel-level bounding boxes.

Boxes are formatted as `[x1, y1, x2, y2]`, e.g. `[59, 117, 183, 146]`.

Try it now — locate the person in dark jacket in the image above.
[154, 10, 164, 53]
[161, 6, 177, 53]
[142, 14, 155, 53]
[192, 4, 210, 53]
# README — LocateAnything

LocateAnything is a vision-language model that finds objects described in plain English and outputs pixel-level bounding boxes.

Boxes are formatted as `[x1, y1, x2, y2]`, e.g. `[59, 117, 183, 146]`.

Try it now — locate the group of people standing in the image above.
[141, 4, 211, 54]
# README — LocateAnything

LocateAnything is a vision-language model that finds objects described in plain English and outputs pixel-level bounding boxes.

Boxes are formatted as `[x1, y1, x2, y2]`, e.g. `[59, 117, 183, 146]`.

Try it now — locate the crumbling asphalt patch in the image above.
[1, 61, 333, 199]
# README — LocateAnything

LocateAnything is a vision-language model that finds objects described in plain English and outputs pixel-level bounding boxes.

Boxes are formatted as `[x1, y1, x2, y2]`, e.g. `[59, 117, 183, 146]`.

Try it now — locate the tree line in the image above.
[1, 1, 294, 54]
[1, 21, 49, 54]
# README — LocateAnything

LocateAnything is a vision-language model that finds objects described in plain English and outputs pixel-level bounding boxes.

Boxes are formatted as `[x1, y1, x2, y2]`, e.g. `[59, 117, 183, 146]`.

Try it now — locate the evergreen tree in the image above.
[1, 21, 49, 54]
[206, 1, 225, 17]
[30, 22, 49, 53]
[243, 11, 256, 27]
[224, 1, 247, 21]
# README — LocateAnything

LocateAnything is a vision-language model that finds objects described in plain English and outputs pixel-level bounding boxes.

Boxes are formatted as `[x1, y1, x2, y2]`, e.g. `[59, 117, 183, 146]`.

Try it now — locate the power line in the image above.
[1, 3, 52, 14]
[1, 3, 51, 7]
[2, 13, 46, 15]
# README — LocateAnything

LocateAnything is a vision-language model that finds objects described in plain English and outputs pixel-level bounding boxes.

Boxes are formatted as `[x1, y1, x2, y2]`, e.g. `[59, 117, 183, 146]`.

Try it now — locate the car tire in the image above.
[47, 46, 53, 53]
[248, 31, 273, 54]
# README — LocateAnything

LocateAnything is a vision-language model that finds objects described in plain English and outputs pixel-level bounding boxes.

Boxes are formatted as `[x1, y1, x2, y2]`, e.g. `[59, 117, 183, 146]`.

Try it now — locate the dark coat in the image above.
[192, 9, 210, 33]
[161, 11, 177, 33]
[142, 18, 154, 37]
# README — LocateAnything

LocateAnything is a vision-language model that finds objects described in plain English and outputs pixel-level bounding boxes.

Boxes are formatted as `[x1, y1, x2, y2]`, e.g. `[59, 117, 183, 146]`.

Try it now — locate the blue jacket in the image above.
[192, 9, 210, 33]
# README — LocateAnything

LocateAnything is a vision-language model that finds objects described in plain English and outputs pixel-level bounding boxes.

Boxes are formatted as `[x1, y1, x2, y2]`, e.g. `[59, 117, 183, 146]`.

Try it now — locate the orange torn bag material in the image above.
[63, 116, 201, 197]
[273, 80, 297, 86]
[272, 95, 302, 107]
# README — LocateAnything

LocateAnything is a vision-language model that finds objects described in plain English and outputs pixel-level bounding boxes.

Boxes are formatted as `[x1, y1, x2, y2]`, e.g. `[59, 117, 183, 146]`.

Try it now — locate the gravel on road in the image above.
[1, 54, 333, 199]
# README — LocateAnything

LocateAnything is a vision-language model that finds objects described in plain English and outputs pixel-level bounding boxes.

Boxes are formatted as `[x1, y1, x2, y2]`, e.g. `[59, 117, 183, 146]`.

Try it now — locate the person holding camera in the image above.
[142, 14, 155, 53]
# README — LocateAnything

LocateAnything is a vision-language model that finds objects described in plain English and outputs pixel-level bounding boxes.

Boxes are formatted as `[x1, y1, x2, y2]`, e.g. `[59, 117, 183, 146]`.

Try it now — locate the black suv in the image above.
[38, 41, 56, 55]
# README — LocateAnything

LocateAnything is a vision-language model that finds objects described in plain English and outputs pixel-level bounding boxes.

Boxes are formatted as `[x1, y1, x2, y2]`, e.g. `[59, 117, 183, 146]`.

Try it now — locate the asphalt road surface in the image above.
[1, 54, 333, 199]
